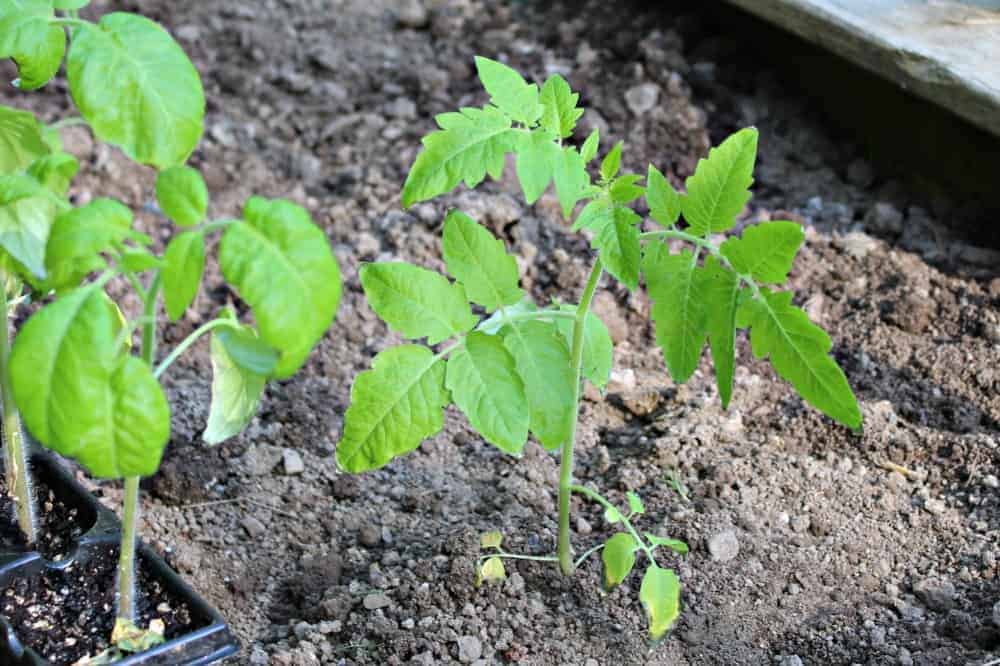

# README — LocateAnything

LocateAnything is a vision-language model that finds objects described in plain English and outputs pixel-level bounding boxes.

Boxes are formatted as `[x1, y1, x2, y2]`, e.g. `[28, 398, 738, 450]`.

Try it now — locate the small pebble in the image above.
[707, 530, 740, 562]
[241, 516, 266, 538]
[363, 592, 391, 610]
[282, 448, 305, 475]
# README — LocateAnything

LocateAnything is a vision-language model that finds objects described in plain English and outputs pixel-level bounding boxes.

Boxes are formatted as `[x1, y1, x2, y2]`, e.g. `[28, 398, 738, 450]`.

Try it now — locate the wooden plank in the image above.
[721, 0, 1000, 137]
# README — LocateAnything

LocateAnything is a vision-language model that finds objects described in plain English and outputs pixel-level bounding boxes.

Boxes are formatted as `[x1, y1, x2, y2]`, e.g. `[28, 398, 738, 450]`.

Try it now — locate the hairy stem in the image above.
[557, 259, 604, 576]
[0, 280, 36, 544]
[640, 228, 763, 298]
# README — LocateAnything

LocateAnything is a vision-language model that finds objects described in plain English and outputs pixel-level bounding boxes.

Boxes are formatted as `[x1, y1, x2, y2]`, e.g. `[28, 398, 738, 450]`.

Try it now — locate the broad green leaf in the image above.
[682, 127, 757, 235]
[28, 152, 79, 195]
[0, 106, 48, 174]
[640, 565, 681, 642]
[474, 56, 543, 125]
[156, 165, 208, 227]
[740, 290, 861, 428]
[602, 532, 638, 589]
[592, 206, 640, 291]
[704, 256, 741, 408]
[118, 246, 160, 273]
[0, 174, 55, 278]
[45, 198, 132, 290]
[447, 332, 529, 455]
[609, 174, 644, 205]
[720, 220, 804, 284]
[552, 147, 589, 218]
[572, 197, 613, 233]
[646, 164, 682, 227]
[67, 13, 205, 169]
[475, 556, 506, 586]
[336, 345, 449, 473]
[515, 129, 560, 204]
[0, 1, 65, 90]
[627, 491, 645, 515]
[555, 307, 613, 389]
[644, 244, 708, 383]
[480, 531, 503, 549]
[10, 284, 170, 478]
[203, 322, 275, 445]
[500, 320, 574, 450]
[402, 105, 515, 207]
[645, 534, 689, 555]
[54, 0, 90, 9]
[580, 128, 599, 163]
[162, 230, 204, 321]
[739, 290, 863, 426]
[539, 74, 583, 139]
[600, 141, 623, 181]
[219, 197, 341, 378]
[442, 210, 523, 312]
[360, 262, 475, 344]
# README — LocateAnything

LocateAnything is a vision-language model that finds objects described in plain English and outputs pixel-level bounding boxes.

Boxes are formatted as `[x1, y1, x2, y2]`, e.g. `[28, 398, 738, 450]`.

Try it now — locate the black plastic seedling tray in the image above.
[0, 451, 238, 665]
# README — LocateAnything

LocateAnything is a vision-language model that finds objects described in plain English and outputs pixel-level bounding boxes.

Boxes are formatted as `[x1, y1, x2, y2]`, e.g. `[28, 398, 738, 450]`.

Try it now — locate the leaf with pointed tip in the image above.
[442, 210, 523, 312]
[402, 105, 515, 207]
[645, 534, 689, 555]
[156, 165, 208, 227]
[0, 174, 55, 279]
[44, 198, 132, 290]
[0, 105, 48, 174]
[162, 230, 205, 321]
[643, 244, 708, 383]
[219, 197, 341, 378]
[580, 128, 599, 163]
[203, 321, 276, 445]
[600, 141, 623, 181]
[609, 174, 644, 205]
[572, 197, 613, 233]
[539, 73, 583, 139]
[474, 56, 543, 125]
[515, 129, 560, 204]
[360, 262, 476, 344]
[646, 164, 682, 227]
[640, 565, 681, 642]
[28, 152, 79, 195]
[682, 128, 757, 235]
[703, 256, 741, 408]
[447, 332, 529, 455]
[627, 491, 645, 515]
[552, 147, 589, 219]
[721, 220, 804, 284]
[500, 320, 574, 450]
[739, 289, 861, 428]
[555, 306, 613, 389]
[0, 1, 65, 90]
[602, 532, 638, 589]
[336, 345, 449, 473]
[592, 206, 640, 290]
[67, 14, 205, 168]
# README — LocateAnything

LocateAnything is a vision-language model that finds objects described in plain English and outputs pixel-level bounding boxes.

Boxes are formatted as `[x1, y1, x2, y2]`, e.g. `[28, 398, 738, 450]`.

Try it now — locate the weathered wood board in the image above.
[721, 0, 1000, 137]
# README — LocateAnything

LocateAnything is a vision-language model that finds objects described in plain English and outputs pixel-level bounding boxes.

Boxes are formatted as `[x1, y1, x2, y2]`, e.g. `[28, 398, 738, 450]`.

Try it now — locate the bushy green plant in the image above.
[336, 57, 860, 641]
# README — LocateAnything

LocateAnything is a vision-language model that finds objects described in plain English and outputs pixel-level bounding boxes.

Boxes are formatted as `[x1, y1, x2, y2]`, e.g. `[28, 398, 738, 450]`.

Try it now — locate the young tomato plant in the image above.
[0, 0, 343, 654]
[336, 57, 861, 642]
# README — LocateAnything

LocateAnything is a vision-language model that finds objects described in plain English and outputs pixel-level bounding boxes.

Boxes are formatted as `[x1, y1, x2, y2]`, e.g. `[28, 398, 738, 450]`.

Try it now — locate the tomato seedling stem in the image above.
[557, 259, 603, 576]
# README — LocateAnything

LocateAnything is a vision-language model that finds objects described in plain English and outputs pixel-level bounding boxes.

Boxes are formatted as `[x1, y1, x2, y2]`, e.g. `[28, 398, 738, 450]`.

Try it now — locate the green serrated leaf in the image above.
[476, 556, 506, 586]
[28, 152, 79, 195]
[442, 210, 523, 312]
[600, 141, 623, 181]
[360, 262, 476, 344]
[645, 533, 689, 555]
[0, 106, 49, 174]
[515, 128, 560, 204]
[682, 127, 757, 235]
[580, 128, 599, 163]
[447, 332, 529, 455]
[703, 256, 741, 408]
[402, 105, 515, 207]
[0, 1, 65, 90]
[539, 73, 582, 139]
[44, 198, 132, 290]
[480, 531, 503, 549]
[739, 289, 861, 428]
[593, 206, 641, 291]
[572, 197, 613, 233]
[203, 323, 273, 445]
[643, 244, 709, 383]
[162, 230, 205, 321]
[67, 13, 205, 169]
[220, 197, 340, 378]
[500, 320, 574, 451]
[156, 165, 208, 227]
[555, 306, 613, 389]
[474, 56, 543, 125]
[602, 532, 638, 589]
[640, 565, 681, 642]
[609, 174, 643, 205]
[336, 345, 449, 473]
[627, 491, 645, 515]
[721, 220, 804, 284]
[0, 174, 56, 279]
[10, 284, 170, 478]
[552, 146, 589, 219]
[646, 164, 682, 227]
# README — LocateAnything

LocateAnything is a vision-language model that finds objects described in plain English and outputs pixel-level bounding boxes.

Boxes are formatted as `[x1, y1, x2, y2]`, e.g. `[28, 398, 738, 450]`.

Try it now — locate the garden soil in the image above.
[2, 1, 999, 664]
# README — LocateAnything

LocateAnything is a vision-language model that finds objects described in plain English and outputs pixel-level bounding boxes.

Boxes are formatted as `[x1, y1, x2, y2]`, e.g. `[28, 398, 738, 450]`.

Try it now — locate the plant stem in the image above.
[640, 228, 764, 299]
[153, 317, 239, 379]
[0, 280, 36, 544]
[50, 116, 88, 130]
[571, 484, 656, 562]
[478, 552, 559, 564]
[557, 259, 604, 576]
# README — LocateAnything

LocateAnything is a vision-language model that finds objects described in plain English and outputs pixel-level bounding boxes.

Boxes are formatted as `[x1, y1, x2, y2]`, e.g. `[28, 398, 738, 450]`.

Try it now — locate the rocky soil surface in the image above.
[2, 0, 999, 664]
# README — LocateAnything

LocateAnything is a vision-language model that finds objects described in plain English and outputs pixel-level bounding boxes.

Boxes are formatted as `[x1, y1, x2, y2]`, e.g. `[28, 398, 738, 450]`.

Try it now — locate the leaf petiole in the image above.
[571, 484, 656, 563]
[574, 543, 605, 568]
[476, 552, 559, 565]
[49, 17, 90, 29]
[153, 317, 241, 380]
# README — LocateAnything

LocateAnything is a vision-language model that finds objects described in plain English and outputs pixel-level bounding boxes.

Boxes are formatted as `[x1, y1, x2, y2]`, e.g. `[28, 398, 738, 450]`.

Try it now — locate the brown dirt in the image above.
[1, 0, 999, 664]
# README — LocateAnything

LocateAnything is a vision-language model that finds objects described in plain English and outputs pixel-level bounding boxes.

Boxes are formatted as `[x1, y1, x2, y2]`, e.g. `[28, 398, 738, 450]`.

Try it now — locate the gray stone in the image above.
[923, 498, 946, 515]
[625, 83, 660, 116]
[778, 657, 804, 666]
[913, 577, 958, 611]
[363, 592, 392, 610]
[241, 516, 267, 538]
[242, 444, 283, 476]
[457, 636, 483, 663]
[841, 231, 878, 259]
[386, 97, 417, 120]
[707, 530, 740, 562]
[282, 448, 305, 475]
[992, 600, 1000, 627]
[396, 0, 428, 28]
[846, 159, 874, 187]
[359, 524, 381, 547]
[864, 202, 903, 235]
